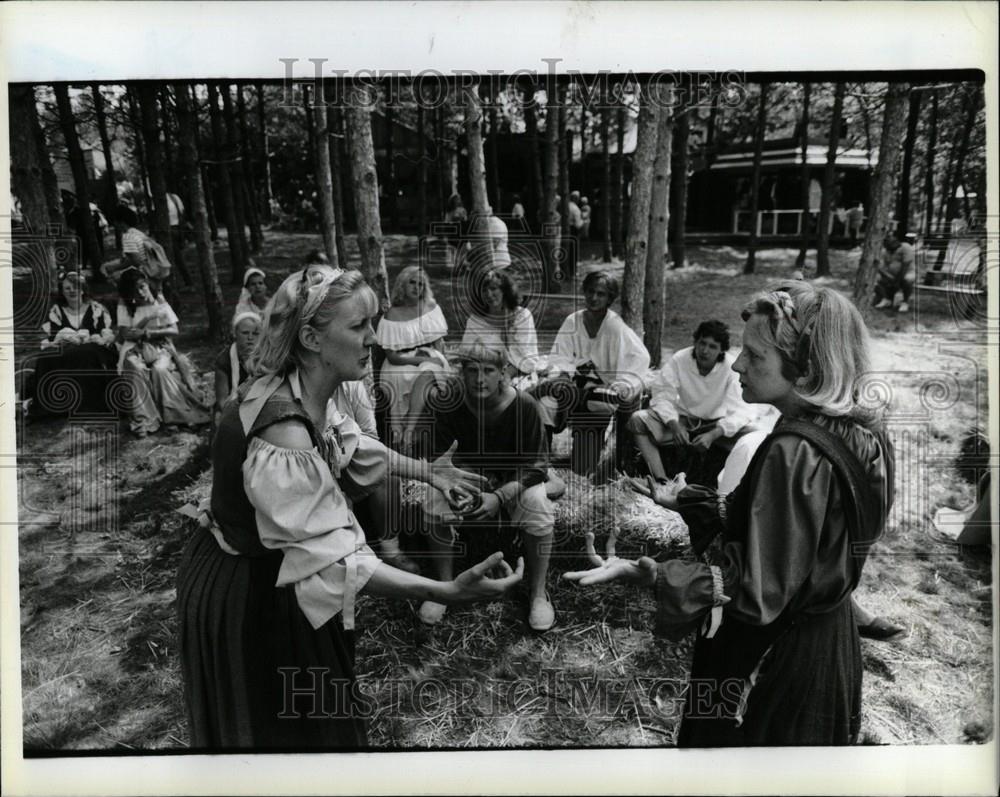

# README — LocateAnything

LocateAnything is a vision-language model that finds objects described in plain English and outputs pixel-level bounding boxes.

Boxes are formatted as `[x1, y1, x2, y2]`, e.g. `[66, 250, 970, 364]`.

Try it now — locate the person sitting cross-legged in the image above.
[418, 341, 556, 632]
[627, 319, 754, 483]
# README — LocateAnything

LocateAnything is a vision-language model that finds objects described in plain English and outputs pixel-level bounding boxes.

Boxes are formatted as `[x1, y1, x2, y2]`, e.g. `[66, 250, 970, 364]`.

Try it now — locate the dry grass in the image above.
[13, 233, 993, 750]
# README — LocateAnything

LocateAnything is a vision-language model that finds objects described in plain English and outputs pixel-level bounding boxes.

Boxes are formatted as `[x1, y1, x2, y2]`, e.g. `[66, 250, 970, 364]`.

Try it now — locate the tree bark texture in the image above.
[417, 101, 428, 237]
[852, 83, 910, 310]
[523, 82, 544, 228]
[621, 90, 660, 333]
[385, 89, 399, 231]
[207, 81, 246, 282]
[312, 98, 340, 267]
[613, 105, 626, 256]
[541, 86, 561, 290]
[669, 108, 689, 270]
[9, 84, 60, 280]
[54, 82, 104, 271]
[345, 85, 390, 309]
[237, 82, 263, 252]
[895, 88, 922, 238]
[126, 90, 153, 216]
[922, 89, 938, 237]
[174, 82, 225, 339]
[795, 81, 812, 267]
[221, 84, 251, 265]
[816, 81, 845, 278]
[464, 84, 490, 215]
[91, 84, 118, 217]
[326, 101, 349, 267]
[600, 82, 612, 263]
[743, 82, 769, 275]
[643, 86, 673, 366]
[254, 81, 273, 223]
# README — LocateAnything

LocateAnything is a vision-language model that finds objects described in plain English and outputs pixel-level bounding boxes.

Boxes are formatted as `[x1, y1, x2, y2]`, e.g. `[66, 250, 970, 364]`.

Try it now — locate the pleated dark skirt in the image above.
[677, 599, 862, 747]
[176, 529, 368, 751]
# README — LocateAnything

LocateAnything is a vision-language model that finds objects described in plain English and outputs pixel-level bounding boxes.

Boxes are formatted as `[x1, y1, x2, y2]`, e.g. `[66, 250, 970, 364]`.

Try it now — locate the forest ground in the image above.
[11, 230, 994, 750]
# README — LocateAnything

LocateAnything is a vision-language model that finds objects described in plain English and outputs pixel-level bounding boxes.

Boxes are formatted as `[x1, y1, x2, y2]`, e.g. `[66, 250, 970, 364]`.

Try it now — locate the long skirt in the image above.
[176, 529, 368, 750]
[122, 347, 210, 434]
[30, 343, 118, 417]
[677, 598, 862, 747]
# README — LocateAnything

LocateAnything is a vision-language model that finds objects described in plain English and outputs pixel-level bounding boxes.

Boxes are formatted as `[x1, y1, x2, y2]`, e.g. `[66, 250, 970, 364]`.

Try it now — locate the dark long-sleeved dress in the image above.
[176, 372, 382, 750]
[654, 413, 893, 746]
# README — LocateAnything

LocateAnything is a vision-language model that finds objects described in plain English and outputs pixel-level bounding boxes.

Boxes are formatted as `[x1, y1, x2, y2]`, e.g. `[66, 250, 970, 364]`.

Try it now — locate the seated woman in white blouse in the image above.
[375, 266, 451, 452]
[459, 268, 543, 390]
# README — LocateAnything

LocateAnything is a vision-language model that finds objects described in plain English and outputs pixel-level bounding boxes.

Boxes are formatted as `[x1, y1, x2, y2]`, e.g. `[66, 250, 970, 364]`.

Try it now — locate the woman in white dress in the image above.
[233, 265, 270, 320]
[459, 268, 542, 390]
[375, 266, 450, 450]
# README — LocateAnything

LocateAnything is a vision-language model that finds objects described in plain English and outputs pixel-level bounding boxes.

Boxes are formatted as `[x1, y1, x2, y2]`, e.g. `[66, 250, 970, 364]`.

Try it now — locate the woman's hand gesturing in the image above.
[562, 532, 657, 588]
[445, 552, 524, 603]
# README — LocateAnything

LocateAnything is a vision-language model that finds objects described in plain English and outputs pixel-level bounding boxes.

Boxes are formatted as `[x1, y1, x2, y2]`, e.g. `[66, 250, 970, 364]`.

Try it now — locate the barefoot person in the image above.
[566, 282, 895, 746]
[177, 265, 522, 749]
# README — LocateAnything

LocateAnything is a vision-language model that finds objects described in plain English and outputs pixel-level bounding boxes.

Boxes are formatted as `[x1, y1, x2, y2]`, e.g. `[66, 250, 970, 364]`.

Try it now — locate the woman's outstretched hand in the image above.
[444, 552, 525, 604]
[430, 440, 489, 496]
[628, 473, 687, 511]
[563, 532, 658, 587]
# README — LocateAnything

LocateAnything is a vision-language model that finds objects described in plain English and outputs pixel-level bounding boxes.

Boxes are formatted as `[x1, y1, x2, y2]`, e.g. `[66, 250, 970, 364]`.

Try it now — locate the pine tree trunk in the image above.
[895, 88, 922, 238]
[436, 104, 451, 213]
[9, 84, 60, 278]
[344, 84, 390, 308]
[207, 81, 245, 282]
[488, 101, 501, 212]
[159, 87, 176, 190]
[36, 99, 65, 229]
[541, 85, 560, 291]
[126, 90, 153, 217]
[326, 100, 349, 267]
[193, 90, 219, 241]
[923, 90, 938, 237]
[558, 89, 570, 247]
[816, 81, 845, 278]
[254, 81, 273, 223]
[621, 89, 660, 333]
[523, 82, 544, 229]
[237, 82, 263, 252]
[945, 84, 981, 227]
[221, 83, 251, 265]
[613, 105, 626, 256]
[795, 82, 812, 267]
[669, 108, 689, 270]
[464, 83, 490, 215]
[600, 82, 613, 263]
[743, 82, 769, 275]
[92, 84, 118, 220]
[417, 101, 428, 237]
[174, 83, 225, 338]
[852, 83, 910, 311]
[312, 97, 339, 266]
[385, 89, 399, 231]
[136, 83, 173, 261]
[644, 86, 673, 366]
[54, 83, 104, 271]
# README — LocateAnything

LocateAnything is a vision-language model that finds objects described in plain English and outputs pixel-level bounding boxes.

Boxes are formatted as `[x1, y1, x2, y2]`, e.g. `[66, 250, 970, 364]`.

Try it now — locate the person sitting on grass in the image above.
[627, 320, 754, 484]
[873, 233, 916, 313]
[532, 270, 650, 477]
[417, 341, 556, 632]
[116, 268, 210, 437]
[233, 265, 270, 320]
[213, 311, 262, 426]
[26, 269, 118, 418]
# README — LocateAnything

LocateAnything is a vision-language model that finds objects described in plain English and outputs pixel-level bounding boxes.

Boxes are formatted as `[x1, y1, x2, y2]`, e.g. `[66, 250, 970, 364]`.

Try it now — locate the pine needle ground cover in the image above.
[14, 233, 993, 750]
